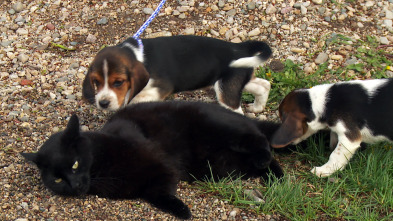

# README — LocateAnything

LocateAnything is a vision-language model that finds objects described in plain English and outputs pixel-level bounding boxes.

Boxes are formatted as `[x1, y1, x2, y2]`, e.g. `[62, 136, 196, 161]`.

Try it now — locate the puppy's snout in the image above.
[99, 100, 110, 109]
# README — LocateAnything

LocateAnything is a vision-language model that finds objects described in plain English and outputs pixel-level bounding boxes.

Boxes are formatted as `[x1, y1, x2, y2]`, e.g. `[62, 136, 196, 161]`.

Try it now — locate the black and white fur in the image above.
[271, 78, 393, 177]
[82, 35, 272, 114]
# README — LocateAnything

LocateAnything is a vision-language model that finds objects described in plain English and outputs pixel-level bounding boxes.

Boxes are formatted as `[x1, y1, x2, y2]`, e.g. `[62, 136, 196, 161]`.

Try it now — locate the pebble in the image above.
[266, 4, 277, 14]
[143, 8, 154, 15]
[183, 28, 195, 35]
[315, 52, 329, 64]
[17, 54, 29, 63]
[16, 28, 28, 35]
[291, 48, 305, 53]
[97, 17, 108, 25]
[380, 36, 389, 44]
[331, 55, 343, 60]
[312, 0, 323, 4]
[12, 2, 24, 12]
[246, 2, 256, 10]
[248, 28, 261, 37]
[86, 34, 97, 43]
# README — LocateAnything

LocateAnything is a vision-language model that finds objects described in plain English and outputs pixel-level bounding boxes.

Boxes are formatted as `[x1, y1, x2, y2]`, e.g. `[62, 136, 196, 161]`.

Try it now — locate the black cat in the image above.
[21, 101, 284, 219]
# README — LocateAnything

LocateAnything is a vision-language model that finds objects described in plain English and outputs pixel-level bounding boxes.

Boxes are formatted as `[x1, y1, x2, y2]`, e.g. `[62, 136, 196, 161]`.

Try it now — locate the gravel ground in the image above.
[1, 0, 393, 220]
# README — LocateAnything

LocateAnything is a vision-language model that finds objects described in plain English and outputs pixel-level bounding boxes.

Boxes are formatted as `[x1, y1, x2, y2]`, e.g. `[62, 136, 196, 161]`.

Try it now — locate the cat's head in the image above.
[21, 115, 93, 196]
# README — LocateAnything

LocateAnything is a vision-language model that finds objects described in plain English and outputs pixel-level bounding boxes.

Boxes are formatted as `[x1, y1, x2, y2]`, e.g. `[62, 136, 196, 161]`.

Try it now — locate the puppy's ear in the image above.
[82, 70, 96, 104]
[20, 152, 38, 164]
[128, 61, 150, 101]
[271, 115, 305, 148]
[62, 115, 80, 144]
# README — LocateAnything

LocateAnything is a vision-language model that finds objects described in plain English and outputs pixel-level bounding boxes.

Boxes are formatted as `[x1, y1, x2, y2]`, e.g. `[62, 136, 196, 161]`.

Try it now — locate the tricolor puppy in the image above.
[271, 78, 393, 177]
[82, 35, 272, 113]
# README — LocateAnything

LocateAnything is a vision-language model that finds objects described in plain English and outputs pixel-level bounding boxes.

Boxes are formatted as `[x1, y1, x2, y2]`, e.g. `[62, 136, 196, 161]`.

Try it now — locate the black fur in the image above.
[21, 101, 283, 219]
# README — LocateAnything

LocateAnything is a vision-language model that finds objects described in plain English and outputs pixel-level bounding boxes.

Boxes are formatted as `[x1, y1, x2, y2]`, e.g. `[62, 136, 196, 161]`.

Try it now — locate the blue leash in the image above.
[133, 0, 167, 52]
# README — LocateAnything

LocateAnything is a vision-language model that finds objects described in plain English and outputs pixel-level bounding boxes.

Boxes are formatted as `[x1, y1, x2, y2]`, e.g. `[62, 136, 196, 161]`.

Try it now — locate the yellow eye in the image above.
[72, 161, 79, 170]
[55, 178, 62, 183]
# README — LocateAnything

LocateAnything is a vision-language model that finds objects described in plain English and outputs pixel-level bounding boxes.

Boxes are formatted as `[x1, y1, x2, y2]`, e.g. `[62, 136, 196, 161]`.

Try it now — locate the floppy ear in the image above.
[20, 152, 38, 164]
[61, 115, 80, 144]
[127, 61, 150, 102]
[82, 70, 96, 104]
[271, 115, 305, 148]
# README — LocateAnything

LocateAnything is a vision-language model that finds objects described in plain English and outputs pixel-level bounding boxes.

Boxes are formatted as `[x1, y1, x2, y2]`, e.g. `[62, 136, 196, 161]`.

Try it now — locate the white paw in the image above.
[311, 166, 335, 177]
[245, 103, 264, 113]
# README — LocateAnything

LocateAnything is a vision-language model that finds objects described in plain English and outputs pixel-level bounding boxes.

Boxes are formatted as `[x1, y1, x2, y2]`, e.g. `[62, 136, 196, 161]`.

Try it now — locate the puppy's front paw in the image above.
[311, 166, 335, 177]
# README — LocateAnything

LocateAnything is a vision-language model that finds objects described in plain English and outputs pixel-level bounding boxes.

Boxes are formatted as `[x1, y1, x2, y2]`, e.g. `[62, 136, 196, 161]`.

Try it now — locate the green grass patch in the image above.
[196, 136, 393, 220]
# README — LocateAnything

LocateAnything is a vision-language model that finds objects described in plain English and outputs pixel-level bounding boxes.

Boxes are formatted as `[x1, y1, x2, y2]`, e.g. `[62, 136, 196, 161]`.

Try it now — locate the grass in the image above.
[217, 34, 393, 219]
[196, 136, 393, 220]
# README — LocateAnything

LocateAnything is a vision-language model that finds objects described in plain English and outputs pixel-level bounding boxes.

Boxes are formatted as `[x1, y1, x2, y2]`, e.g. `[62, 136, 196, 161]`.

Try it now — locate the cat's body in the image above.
[22, 101, 283, 219]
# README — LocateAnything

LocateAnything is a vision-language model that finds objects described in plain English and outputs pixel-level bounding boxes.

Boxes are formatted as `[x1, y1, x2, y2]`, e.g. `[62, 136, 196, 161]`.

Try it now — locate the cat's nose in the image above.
[99, 100, 110, 109]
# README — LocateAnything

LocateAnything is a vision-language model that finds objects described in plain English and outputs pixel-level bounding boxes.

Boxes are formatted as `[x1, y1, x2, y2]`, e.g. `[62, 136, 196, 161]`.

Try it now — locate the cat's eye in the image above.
[55, 178, 62, 183]
[72, 161, 79, 170]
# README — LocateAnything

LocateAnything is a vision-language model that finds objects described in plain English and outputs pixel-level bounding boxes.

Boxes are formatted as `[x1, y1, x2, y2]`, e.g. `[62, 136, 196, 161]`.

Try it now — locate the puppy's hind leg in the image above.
[244, 78, 271, 113]
[214, 69, 253, 115]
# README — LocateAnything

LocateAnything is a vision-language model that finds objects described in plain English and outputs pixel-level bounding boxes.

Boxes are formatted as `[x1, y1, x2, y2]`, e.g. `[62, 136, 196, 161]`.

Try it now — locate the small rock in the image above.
[281, 6, 292, 14]
[226, 9, 236, 16]
[143, 8, 154, 15]
[265, 4, 277, 15]
[86, 34, 97, 43]
[315, 52, 329, 64]
[248, 28, 261, 37]
[269, 59, 285, 72]
[36, 117, 46, 123]
[246, 2, 256, 10]
[291, 48, 305, 53]
[380, 37, 389, 45]
[281, 25, 290, 30]
[16, 28, 28, 35]
[229, 208, 240, 217]
[365, 1, 374, 8]
[46, 23, 55, 30]
[183, 28, 195, 35]
[97, 17, 108, 25]
[17, 54, 29, 63]
[312, 0, 323, 5]
[20, 79, 33, 86]
[12, 2, 24, 12]
[300, 5, 307, 15]
[331, 55, 343, 60]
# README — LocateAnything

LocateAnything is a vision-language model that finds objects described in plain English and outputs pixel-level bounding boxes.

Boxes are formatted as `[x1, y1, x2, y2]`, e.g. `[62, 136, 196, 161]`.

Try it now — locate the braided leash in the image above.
[133, 0, 167, 52]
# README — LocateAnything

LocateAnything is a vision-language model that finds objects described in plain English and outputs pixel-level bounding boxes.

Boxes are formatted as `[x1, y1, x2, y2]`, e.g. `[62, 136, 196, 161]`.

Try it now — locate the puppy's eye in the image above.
[93, 79, 100, 87]
[113, 80, 124, 88]
[55, 178, 62, 183]
[72, 161, 79, 170]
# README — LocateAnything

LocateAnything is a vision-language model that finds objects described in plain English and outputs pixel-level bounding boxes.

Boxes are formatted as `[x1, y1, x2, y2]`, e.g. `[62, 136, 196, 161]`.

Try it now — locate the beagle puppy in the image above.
[82, 35, 272, 114]
[271, 78, 393, 177]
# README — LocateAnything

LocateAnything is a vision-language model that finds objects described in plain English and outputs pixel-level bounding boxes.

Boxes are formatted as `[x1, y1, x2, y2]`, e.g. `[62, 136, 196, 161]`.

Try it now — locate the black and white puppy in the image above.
[270, 78, 393, 177]
[82, 35, 272, 114]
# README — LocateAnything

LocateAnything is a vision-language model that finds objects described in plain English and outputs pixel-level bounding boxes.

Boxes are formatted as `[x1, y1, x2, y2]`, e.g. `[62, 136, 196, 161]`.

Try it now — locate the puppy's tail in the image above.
[229, 41, 272, 68]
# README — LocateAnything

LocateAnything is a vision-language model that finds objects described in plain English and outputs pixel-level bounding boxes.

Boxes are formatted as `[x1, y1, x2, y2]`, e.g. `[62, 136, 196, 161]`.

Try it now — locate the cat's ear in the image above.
[20, 152, 38, 164]
[62, 114, 80, 142]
